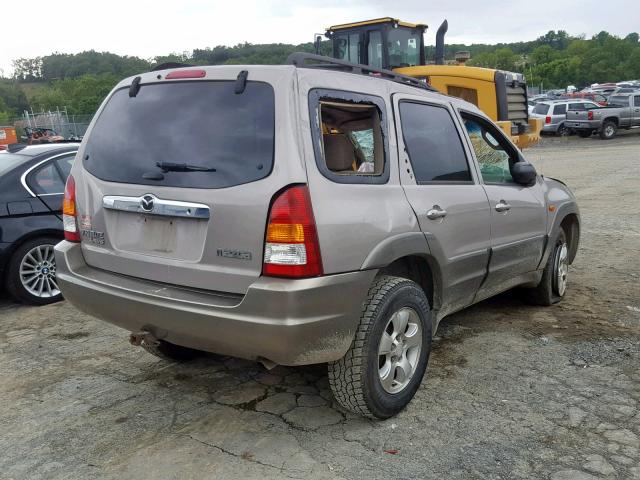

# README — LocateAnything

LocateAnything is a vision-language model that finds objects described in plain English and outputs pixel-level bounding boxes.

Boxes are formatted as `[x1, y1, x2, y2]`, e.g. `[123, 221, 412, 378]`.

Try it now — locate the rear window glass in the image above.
[608, 96, 628, 107]
[533, 103, 550, 115]
[84, 81, 275, 189]
[0, 153, 30, 177]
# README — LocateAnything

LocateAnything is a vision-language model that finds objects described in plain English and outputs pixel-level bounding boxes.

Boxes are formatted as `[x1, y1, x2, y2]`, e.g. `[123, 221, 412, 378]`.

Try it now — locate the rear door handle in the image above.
[426, 205, 447, 220]
[495, 200, 511, 212]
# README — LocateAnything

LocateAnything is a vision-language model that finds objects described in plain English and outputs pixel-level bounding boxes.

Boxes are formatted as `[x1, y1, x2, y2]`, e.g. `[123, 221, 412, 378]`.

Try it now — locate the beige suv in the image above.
[55, 54, 580, 418]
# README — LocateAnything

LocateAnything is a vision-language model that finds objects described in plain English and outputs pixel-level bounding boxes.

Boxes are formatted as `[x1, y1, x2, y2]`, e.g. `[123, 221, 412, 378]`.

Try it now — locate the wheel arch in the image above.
[361, 232, 442, 313]
[560, 213, 580, 264]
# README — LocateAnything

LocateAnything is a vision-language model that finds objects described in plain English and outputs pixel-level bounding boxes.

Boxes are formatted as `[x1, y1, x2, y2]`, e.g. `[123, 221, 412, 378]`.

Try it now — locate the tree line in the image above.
[1, 29, 639, 121]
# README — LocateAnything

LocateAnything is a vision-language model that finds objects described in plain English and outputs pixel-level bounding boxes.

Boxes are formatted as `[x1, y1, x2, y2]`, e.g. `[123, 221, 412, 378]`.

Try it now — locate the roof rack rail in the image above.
[286, 52, 438, 93]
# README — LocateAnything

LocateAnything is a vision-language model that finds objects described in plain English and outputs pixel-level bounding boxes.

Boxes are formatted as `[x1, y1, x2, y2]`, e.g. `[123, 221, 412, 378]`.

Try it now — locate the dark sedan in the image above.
[0, 143, 78, 305]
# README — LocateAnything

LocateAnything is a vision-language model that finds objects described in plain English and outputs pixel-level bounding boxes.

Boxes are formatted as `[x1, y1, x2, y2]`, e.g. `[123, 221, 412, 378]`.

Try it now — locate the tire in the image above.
[599, 121, 617, 140]
[5, 236, 63, 305]
[556, 124, 569, 137]
[328, 275, 432, 419]
[141, 339, 202, 362]
[577, 130, 592, 138]
[525, 229, 569, 306]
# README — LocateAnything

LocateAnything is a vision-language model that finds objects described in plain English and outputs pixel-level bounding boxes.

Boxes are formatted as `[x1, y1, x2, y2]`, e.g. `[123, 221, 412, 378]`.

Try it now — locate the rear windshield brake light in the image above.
[165, 69, 206, 79]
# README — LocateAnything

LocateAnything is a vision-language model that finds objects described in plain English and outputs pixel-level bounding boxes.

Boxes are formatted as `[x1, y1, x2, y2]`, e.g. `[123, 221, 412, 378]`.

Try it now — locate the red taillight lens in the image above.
[63, 175, 80, 242]
[165, 69, 206, 79]
[588, 111, 594, 120]
[545, 116, 551, 124]
[263, 185, 323, 278]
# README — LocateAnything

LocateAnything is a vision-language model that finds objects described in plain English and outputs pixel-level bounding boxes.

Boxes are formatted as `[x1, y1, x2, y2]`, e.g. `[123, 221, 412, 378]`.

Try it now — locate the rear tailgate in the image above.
[72, 66, 306, 294]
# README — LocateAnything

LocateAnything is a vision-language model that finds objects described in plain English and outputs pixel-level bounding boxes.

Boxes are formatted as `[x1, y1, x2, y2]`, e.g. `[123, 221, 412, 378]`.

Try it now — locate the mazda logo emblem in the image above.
[140, 194, 155, 212]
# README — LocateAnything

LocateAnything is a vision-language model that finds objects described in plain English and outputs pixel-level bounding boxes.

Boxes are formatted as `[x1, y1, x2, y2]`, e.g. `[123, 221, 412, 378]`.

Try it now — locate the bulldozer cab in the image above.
[325, 18, 426, 70]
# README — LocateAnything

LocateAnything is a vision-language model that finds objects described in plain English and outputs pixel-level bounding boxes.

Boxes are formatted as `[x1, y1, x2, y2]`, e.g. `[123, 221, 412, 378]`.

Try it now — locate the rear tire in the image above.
[599, 121, 617, 140]
[141, 340, 202, 362]
[5, 236, 63, 306]
[328, 276, 432, 419]
[577, 130, 592, 138]
[525, 229, 568, 306]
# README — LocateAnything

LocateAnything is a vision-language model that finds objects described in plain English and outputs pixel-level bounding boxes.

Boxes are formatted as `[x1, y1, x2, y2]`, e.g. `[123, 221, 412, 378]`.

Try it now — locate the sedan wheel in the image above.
[19, 244, 60, 299]
[6, 236, 63, 305]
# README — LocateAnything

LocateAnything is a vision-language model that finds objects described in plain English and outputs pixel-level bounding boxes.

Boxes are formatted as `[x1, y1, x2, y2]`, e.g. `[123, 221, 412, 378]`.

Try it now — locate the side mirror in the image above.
[512, 161, 537, 187]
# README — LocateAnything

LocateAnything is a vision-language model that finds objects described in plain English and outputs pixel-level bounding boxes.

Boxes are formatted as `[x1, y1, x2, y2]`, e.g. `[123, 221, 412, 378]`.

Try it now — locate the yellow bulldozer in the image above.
[322, 17, 541, 148]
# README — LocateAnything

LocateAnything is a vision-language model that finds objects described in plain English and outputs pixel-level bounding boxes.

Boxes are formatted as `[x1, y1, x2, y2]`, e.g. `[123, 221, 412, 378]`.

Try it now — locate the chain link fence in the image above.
[9, 108, 93, 141]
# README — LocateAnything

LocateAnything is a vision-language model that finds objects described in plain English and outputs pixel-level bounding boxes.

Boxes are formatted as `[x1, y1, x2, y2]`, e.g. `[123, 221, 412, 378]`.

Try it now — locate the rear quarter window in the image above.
[84, 80, 275, 189]
[533, 103, 550, 115]
[553, 104, 567, 115]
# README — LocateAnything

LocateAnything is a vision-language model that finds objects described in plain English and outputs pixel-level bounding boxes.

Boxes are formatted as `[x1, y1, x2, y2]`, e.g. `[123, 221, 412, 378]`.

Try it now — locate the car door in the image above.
[634, 95, 640, 125]
[393, 94, 492, 316]
[25, 152, 76, 217]
[458, 111, 547, 301]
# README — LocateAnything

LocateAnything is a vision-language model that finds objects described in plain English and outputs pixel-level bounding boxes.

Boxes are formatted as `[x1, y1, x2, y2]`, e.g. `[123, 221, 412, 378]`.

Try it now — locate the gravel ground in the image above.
[1, 132, 639, 480]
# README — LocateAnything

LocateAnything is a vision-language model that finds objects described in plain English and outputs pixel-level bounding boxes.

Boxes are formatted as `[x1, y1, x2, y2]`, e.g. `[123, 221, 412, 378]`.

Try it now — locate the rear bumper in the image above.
[565, 120, 600, 130]
[55, 241, 376, 366]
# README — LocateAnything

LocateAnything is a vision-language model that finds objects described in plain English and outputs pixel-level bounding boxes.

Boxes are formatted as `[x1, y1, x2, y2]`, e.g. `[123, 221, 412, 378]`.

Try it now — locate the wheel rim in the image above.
[553, 243, 568, 297]
[378, 307, 422, 394]
[19, 244, 60, 298]
[605, 125, 614, 137]
[558, 125, 568, 136]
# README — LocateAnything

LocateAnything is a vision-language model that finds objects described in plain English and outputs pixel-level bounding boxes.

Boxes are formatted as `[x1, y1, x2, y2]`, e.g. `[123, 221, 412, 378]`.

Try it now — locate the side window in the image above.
[553, 104, 567, 115]
[635, 96, 640, 107]
[399, 102, 472, 183]
[335, 33, 361, 63]
[56, 155, 75, 180]
[367, 31, 383, 69]
[462, 114, 514, 184]
[569, 103, 585, 111]
[309, 89, 389, 184]
[30, 162, 65, 194]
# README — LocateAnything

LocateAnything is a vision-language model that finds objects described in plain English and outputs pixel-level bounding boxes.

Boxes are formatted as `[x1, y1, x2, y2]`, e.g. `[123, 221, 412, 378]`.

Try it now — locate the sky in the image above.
[1, 0, 639, 76]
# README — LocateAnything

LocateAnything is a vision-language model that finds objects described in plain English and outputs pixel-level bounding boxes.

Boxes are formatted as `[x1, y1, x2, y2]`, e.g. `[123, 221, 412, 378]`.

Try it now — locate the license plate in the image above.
[569, 122, 585, 128]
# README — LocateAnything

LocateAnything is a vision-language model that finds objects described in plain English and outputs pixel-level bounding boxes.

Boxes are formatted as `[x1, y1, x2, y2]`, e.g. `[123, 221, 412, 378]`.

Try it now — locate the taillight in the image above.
[588, 111, 594, 120]
[63, 175, 80, 242]
[545, 116, 551, 124]
[263, 185, 323, 278]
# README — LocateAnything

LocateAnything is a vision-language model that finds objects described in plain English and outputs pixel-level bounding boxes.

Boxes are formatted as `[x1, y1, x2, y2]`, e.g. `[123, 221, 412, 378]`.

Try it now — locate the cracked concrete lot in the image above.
[1, 133, 639, 479]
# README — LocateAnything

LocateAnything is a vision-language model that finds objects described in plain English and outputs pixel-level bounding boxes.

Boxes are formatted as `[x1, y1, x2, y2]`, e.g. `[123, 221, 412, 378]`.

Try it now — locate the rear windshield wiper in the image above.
[156, 161, 216, 172]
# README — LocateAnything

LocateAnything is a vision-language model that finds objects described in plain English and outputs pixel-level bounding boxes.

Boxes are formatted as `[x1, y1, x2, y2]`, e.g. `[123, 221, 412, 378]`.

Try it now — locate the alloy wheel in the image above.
[378, 307, 423, 394]
[19, 244, 60, 298]
[553, 243, 568, 297]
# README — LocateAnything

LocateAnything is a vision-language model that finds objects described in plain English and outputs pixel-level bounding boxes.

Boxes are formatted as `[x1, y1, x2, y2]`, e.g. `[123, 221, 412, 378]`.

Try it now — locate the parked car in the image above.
[530, 99, 599, 136]
[562, 92, 608, 106]
[54, 56, 580, 419]
[0, 143, 77, 304]
[566, 92, 640, 139]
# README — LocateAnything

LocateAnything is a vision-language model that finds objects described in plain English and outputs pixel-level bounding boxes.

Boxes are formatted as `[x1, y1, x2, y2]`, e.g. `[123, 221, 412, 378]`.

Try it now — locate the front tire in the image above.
[556, 124, 569, 137]
[328, 276, 432, 419]
[525, 229, 569, 306]
[5, 236, 63, 305]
